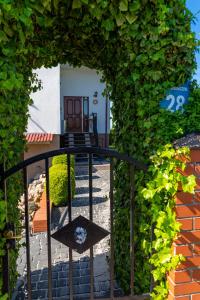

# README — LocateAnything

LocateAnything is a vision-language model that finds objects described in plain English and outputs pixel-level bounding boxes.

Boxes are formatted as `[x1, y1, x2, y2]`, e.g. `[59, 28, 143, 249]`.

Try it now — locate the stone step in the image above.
[62, 132, 93, 149]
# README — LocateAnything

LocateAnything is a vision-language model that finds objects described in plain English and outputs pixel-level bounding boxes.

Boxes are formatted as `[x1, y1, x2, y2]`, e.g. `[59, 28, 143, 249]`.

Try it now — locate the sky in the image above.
[187, 0, 200, 82]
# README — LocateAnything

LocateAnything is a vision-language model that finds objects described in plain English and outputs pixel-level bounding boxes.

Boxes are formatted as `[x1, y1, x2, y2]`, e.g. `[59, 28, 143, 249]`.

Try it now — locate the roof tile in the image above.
[26, 133, 53, 144]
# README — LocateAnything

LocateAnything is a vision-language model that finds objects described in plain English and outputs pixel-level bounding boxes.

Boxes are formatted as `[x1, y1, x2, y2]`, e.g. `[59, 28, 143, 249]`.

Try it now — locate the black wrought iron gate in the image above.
[0, 147, 148, 300]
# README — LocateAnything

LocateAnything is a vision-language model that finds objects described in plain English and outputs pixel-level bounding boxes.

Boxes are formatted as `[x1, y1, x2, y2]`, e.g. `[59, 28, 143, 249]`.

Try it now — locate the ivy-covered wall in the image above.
[0, 1, 199, 299]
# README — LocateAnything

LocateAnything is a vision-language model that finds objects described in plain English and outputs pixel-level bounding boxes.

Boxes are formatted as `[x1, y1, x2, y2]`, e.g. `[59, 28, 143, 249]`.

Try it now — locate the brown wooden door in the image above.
[64, 96, 82, 132]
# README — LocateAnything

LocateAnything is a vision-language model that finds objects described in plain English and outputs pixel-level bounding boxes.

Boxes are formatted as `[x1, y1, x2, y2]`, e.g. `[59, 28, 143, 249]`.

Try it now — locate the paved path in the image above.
[13, 164, 122, 299]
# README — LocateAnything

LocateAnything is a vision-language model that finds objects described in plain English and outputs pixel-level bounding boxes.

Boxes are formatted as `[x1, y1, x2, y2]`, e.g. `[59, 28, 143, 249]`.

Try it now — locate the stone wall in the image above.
[19, 173, 46, 230]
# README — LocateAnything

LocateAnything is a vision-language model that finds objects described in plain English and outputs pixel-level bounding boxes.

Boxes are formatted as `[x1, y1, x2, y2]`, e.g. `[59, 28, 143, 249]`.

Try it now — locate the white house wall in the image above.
[60, 66, 109, 134]
[27, 66, 61, 134]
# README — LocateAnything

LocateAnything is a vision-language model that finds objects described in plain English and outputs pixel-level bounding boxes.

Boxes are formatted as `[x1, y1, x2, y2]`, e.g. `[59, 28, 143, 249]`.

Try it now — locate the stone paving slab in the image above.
[13, 164, 123, 299]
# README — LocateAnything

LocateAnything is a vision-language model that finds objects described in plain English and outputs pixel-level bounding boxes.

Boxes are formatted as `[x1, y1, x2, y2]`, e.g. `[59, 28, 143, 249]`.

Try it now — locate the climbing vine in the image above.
[0, 0, 199, 299]
[141, 145, 196, 299]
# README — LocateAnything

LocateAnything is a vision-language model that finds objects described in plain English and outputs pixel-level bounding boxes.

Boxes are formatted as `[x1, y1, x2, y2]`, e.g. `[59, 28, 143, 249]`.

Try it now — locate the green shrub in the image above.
[49, 164, 75, 206]
[52, 154, 75, 169]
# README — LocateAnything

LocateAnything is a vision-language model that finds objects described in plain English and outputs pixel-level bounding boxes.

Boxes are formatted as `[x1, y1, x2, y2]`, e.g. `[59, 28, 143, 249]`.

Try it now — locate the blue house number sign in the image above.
[160, 81, 190, 112]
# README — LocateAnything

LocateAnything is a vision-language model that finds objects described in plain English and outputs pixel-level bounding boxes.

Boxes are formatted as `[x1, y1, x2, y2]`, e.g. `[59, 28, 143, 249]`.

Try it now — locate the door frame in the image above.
[63, 96, 90, 133]
[82, 96, 89, 133]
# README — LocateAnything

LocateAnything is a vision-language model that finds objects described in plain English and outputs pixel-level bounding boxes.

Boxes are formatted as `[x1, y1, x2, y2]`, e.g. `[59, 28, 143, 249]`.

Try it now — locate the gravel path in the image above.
[13, 164, 122, 299]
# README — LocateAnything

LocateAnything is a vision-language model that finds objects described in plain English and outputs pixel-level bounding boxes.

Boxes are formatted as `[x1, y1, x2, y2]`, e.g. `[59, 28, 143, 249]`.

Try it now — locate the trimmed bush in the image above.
[52, 154, 75, 169]
[49, 164, 75, 206]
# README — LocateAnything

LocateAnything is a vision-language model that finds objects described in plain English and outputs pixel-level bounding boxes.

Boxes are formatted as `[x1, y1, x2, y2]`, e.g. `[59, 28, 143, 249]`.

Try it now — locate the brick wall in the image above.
[168, 149, 200, 299]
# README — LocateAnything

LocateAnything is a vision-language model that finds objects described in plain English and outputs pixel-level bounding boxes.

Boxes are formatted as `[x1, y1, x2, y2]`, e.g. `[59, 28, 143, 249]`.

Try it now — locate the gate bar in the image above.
[130, 165, 135, 296]
[110, 158, 114, 299]
[2, 247, 9, 296]
[89, 153, 94, 300]
[1, 161, 9, 296]
[67, 154, 73, 300]
[2, 147, 147, 181]
[45, 159, 53, 300]
[23, 168, 32, 300]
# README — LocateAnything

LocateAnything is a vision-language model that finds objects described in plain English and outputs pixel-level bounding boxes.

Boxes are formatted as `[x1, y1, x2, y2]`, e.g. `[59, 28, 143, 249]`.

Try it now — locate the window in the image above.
[83, 97, 89, 116]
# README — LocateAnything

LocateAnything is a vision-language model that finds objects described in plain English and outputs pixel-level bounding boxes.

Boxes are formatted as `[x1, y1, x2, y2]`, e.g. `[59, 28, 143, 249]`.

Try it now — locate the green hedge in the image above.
[49, 164, 75, 206]
[52, 154, 75, 169]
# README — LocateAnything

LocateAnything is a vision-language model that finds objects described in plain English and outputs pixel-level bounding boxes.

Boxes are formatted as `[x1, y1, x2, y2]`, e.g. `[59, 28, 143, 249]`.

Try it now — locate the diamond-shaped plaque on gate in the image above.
[51, 215, 109, 254]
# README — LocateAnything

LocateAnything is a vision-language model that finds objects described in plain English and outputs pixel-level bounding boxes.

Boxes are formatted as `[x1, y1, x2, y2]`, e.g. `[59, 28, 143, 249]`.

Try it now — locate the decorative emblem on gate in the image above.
[74, 226, 87, 244]
[51, 215, 109, 254]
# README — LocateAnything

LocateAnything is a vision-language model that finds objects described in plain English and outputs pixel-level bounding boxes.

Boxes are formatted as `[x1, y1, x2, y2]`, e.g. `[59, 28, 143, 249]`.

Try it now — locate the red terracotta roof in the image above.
[26, 133, 53, 144]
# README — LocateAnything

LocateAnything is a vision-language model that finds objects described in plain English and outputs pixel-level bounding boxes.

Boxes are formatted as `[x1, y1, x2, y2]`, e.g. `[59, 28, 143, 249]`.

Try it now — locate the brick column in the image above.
[168, 149, 200, 300]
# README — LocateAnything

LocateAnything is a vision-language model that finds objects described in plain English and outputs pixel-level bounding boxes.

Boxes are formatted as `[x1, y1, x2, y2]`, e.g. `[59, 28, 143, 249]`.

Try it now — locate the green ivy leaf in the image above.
[0, 31, 8, 43]
[42, 0, 51, 11]
[0, 79, 14, 90]
[3, 24, 13, 37]
[72, 0, 82, 9]
[102, 19, 115, 31]
[0, 72, 7, 80]
[125, 13, 137, 24]
[119, 0, 128, 12]
[146, 70, 162, 81]
[131, 73, 140, 81]
[2, 47, 15, 57]
[129, 1, 141, 12]
[115, 14, 125, 26]
[181, 175, 196, 193]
